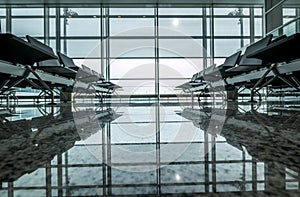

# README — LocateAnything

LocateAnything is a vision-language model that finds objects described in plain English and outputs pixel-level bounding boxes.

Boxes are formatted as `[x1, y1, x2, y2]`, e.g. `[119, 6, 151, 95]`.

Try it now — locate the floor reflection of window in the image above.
[286, 168, 299, 190]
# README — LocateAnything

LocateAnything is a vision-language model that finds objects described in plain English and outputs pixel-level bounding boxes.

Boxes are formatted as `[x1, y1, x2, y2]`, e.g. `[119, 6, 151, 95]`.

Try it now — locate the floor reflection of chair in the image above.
[181, 103, 300, 194]
[0, 104, 120, 183]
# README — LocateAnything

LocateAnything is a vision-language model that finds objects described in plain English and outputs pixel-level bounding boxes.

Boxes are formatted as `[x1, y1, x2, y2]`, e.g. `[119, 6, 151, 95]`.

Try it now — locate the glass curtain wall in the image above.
[0, 8, 5, 33]
[109, 8, 155, 95]
[4, 5, 263, 97]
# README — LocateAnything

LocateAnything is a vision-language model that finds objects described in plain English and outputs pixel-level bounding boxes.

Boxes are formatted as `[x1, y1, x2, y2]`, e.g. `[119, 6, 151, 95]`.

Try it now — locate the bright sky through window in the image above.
[172, 18, 179, 26]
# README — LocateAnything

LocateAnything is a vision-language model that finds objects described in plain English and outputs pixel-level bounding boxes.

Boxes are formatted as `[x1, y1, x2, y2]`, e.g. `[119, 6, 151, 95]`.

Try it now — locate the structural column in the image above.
[265, 0, 283, 34]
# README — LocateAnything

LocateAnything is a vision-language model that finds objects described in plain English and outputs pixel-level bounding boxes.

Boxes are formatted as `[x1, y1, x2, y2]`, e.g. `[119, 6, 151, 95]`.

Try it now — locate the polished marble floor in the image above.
[0, 100, 300, 196]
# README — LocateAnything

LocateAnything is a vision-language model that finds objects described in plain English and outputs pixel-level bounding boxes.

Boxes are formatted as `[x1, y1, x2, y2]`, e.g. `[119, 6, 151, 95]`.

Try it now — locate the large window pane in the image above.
[110, 39, 154, 58]
[61, 18, 100, 36]
[62, 39, 101, 57]
[110, 18, 154, 36]
[110, 59, 154, 79]
[0, 9, 5, 33]
[255, 18, 263, 36]
[159, 8, 202, 15]
[283, 8, 296, 16]
[0, 9, 6, 15]
[206, 18, 212, 36]
[12, 8, 43, 15]
[110, 8, 154, 15]
[214, 18, 250, 36]
[12, 18, 44, 36]
[254, 8, 263, 16]
[214, 8, 250, 16]
[159, 58, 203, 78]
[214, 39, 241, 57]
[159, 18, 202, 36]
[50, 18, 56, 36]
[60, 8, 100, 16]
[159, 39, 204, 58]
[50, 8, 56, 16]
[50, 39, 56, 52]
[0, 17, 6, 33]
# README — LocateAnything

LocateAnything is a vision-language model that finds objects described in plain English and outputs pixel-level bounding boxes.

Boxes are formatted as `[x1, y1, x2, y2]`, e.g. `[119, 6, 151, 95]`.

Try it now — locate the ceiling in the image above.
[0, 0, 266, 7]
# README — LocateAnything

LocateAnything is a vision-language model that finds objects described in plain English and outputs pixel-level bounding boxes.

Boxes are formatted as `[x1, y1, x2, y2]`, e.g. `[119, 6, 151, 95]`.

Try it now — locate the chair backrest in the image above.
[57, 52, 77, 68]
[223, 51, 242, 68]
[204, 64, 215, 75]
[92, 70, 100, 77]
[191, 73, 197, 82]
[238, 34, 273, 66]
[196, 70, 205, 80]
[26, 35, 60, 67]
[81, 64, 92, 73]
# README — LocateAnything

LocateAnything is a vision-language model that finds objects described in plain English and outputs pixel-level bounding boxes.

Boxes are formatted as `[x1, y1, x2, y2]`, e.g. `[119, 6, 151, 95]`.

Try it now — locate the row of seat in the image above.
[0, 33, 121, 100]
[26, 35, 120, 91]
[26, 35, 101, 81]
[186, 34, 273, 85]
[178, 33, 300, 100]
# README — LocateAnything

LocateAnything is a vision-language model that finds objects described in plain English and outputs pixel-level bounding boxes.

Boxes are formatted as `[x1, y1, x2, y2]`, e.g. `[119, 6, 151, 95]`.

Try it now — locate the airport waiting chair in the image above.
[26, 35, 77, 79]
[176, 72, 206, 92]
[57, 51, 80, 72]
[0, 33, 57, 66]
[246, 33, 300, 96]
[0, 33, 65, 97]
[225, 34, 273, 75]
[184, 51, 242, 92]
[248, 33, 300, 64]
[204, 51, 242, 82]
[57, 51, 100, 82]
[57, 51, 121, 93]
[202, 65, 216, 81]
[195, 70, 205, 81]
[80, 65, 102, 83]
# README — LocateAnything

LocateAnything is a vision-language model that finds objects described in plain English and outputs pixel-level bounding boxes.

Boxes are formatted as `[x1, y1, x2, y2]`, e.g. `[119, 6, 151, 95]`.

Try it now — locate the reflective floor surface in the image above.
[0, 100, 300, 196]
